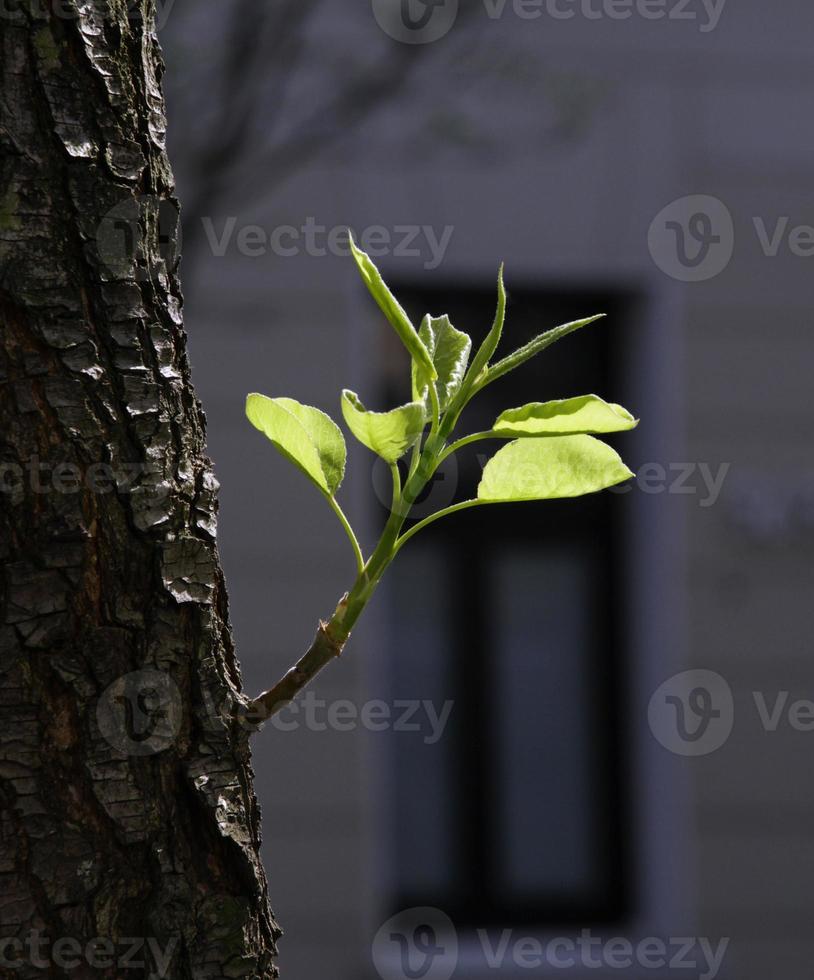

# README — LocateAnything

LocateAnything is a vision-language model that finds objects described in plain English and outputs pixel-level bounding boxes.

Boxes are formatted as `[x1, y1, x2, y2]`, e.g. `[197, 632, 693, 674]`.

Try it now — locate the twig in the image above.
[247, 617, 346, 724]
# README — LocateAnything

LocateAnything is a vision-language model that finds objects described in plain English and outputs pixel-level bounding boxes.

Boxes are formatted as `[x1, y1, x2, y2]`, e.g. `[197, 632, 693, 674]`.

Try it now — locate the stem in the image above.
[435, 390, 469, 446]
[407, 437, 422, 483]
[390, 461, 402, 513]
[326, 494, 365, 575]
[428, 382, 441, 438]
[247, 620, 345, 724]
[437, 430, 501, 465]
[248, 573, 377, 725]
[393, 498, 489, 555]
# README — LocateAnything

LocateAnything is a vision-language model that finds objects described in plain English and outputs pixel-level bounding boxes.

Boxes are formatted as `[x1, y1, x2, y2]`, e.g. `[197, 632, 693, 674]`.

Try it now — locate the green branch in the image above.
[393, 499, 489, 555]
[326, 494, 366, 576]
[245, 252, 634, 728]
[437, 430, 501, 465]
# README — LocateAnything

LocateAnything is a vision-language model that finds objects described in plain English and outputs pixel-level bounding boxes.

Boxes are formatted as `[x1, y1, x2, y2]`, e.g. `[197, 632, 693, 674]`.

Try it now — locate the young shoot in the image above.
[244, 235, 637, 725]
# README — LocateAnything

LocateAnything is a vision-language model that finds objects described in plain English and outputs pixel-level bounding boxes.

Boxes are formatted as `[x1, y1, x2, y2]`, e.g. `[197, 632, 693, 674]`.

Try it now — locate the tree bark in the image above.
[0, 4, 279, 977]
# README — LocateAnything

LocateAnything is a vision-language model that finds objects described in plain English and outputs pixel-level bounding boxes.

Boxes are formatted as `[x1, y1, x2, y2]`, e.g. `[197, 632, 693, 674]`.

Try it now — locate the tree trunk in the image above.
[0, 4, 280, 977]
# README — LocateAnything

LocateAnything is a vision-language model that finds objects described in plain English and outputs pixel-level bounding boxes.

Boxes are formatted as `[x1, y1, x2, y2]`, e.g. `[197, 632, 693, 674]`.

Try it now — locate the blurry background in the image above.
[160, 1, 813, 976]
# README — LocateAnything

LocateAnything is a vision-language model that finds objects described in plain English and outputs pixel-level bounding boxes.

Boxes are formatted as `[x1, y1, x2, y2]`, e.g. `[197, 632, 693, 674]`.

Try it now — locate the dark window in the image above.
[380, 282, 637, 928]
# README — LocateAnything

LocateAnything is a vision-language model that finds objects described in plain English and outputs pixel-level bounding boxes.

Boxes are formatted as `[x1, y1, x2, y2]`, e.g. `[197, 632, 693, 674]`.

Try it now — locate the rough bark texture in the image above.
[0, 4, 280, 977]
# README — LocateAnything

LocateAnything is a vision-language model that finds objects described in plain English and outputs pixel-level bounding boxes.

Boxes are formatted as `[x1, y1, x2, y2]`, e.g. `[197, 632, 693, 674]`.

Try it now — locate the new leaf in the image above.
[349, 237, 437, 380]
[494, 395, 638, 436]
[412, 314, 472, 410]
[341, 390, 426, 464]
[481, 314, 605, 389]
[478, 435, 633, 501]
[246, 394, 346, 496]
[456, 266, 506, 402]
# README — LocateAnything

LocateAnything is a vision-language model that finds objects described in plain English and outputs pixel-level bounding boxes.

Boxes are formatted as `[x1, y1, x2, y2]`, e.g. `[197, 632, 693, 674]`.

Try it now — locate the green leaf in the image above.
[412, 314, 472, 409]
[341, 390, 426, 464]
[481, 313, 605, 389]
[349, 236, 437, 380]
[459, 264, 506, 396]
[246, 393, 346, 496]
[494, 395, 638, 436]
[478, 435, 633, 501]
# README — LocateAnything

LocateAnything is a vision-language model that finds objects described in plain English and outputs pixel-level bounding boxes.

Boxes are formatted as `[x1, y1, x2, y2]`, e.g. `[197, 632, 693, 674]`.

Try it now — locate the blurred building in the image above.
[162, 1, 814, 976]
